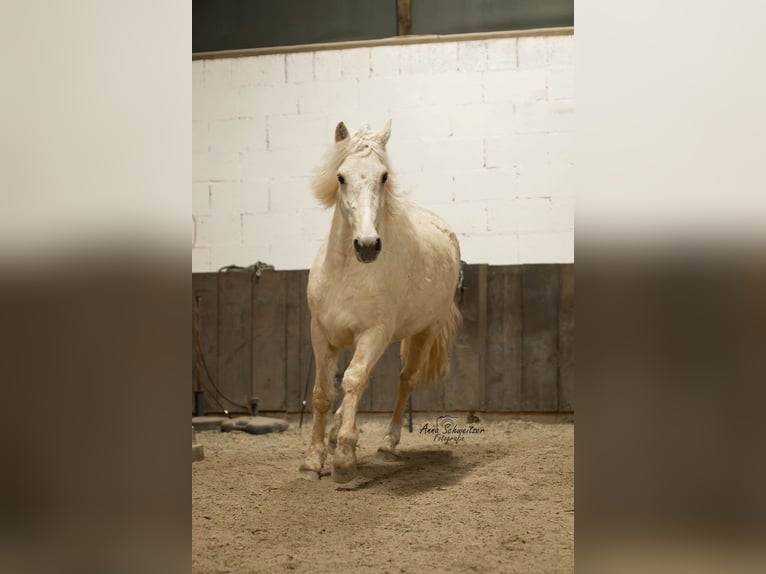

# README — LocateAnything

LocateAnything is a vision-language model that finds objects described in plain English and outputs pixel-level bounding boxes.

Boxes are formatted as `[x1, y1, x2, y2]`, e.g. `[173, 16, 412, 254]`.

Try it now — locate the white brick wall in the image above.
[192, 33, 574, 271]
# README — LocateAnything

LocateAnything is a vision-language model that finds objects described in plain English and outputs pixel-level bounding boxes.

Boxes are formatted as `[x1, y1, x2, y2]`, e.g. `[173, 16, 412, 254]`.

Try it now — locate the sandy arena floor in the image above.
[192, 413, 574, 573]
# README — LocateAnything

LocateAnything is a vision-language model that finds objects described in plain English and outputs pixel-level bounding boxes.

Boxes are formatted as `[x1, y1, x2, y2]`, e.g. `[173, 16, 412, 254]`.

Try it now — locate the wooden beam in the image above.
[397, 0, 412, 36]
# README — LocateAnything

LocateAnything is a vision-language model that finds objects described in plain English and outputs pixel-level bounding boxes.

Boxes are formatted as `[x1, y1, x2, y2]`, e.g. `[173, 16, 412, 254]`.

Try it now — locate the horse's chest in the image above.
[309, 279, 386, 346]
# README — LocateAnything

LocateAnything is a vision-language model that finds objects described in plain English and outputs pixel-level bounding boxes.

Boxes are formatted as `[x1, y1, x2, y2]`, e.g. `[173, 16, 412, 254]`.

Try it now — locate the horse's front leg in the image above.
[332, 328, 389, 483]
[299, 320, 338, 480]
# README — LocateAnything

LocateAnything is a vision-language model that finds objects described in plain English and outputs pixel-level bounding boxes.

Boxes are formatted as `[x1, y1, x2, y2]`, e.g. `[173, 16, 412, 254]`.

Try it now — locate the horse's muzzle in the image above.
[353, 237, 382, 263]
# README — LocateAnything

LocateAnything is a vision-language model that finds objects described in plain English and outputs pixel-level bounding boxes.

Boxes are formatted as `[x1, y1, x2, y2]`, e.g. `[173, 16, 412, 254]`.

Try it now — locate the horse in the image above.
[299, 120, 462, 483]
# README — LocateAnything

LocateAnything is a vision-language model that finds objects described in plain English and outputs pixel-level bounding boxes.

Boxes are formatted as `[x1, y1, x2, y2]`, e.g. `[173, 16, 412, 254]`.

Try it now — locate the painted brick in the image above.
[459, 233, 519, 265]
[192, 183, 210, 214]
[517, 36, 548, 68]
[192, 35, 575, 271]
[451, 168, 516, 202]
[400, 171, 456, 204]
[299, 207, 334, 240]
[193, 61, 204, 91]
[241, 147, 321, 180]
[192, 121, 208, 153]
[194, 214, 242, 245]
[192, 247, 211, 271]
[547, 35, 574, 66]
[238, 54, 286, 87]
[209, 118, 267, 152]
[341, 48, 370, 79]
[193, 152, 240, 182]
[487, 38, 518, 70]
[399, 43, 431, 75]
[449, 102, 514, 138]
[204, 59, 237, 88]
[389, 107, 451, 140]
[425, 201, 488, 235]
[314, 50, 343, 82]
[487, 197, 573, 233]
[210, 244, 268, 270]
[298, 80, 359, 115]
[270, 238, 324, 270]
[548, 67, 575, 100]
[428, 42, 459, 73]
[268, 114, 327, 150]
[418, 73, 483, 107]
[422, 138, 485, 172]
[358, 77, 420, 112]
[242, 210, 300, 245]
[269, 177, 319, 212]
[193, 84, 239, 122]
[240, 84, 299, 118]
[485, 134, 550, 171]
[386, 137, 426, 174]
[210, 182, 269, 214]
[286, 52, 314, 84]
[512, 100, 575, 134]
[518, 231, 573, 263]
[458, 40, 488, 72]
[370, 45, 400, 78]
[484, 69, 547, 104]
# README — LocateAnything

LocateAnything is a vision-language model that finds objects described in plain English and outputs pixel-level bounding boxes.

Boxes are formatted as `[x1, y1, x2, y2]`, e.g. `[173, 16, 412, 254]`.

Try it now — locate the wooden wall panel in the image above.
[284, 271, 304, 413]
[216, 271, 254, 412]
[558, 264, 575, 412]
[485, 266, 522, 411]
[521, 264, 560, 411]
[251, 270, 287, 411]
[443, 264, 486, 411]
[192, 273, 219, 414]
[370, 343, 403, 412]
[192, 263, 574, 414]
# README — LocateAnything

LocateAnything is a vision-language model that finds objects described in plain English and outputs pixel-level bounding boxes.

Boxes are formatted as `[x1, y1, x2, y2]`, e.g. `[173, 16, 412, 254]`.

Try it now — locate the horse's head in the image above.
[332, 120, 392, 263]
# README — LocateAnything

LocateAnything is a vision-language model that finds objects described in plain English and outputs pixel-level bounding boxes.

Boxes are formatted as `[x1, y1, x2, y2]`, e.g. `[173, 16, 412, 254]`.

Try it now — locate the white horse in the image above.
[299, 120, 461, 483]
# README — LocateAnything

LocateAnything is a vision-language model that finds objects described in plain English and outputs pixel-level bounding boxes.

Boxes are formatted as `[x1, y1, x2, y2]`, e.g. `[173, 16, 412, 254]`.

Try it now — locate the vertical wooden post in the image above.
[397, 0, 412, 36]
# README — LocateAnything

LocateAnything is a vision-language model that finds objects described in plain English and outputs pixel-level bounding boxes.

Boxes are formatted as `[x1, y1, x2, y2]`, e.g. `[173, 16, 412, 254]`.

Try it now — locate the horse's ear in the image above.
[335, 121, 349, 142]
[377, 119, 392, 146]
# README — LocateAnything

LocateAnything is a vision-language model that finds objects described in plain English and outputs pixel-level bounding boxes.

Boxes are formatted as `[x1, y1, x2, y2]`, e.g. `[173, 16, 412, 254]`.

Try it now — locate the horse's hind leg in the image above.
[299, 320, 338, 480]
[327, 403, 342, 454]
[379, 329, 434, 455]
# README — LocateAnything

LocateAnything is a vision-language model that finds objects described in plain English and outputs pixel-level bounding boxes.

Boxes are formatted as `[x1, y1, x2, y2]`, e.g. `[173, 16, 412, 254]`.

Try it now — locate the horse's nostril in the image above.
[353, 239, 361, 253]
[375, 238, 382, 252]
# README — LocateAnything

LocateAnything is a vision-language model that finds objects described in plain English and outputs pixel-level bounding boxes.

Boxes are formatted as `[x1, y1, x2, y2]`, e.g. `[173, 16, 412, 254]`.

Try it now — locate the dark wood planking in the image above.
[444, 264, 486, 411]
[284, 271, 303, 413]
[521, 264, 560, 411]
[251, 270, 287, 411]
[397, 0, 413, 36]
[216, 270, 254, 413]
[297, 271, 315, 413]
[485, 266, 522, 411]
[558, 264, 575, 412]
[192, 273, 219, 414]
[370, 342, 402, 412]
[192, 262, 574, 414]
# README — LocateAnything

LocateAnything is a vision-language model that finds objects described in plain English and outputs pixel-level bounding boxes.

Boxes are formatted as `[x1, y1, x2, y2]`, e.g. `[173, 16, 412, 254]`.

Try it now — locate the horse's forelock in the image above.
[312, 124, 399, 212]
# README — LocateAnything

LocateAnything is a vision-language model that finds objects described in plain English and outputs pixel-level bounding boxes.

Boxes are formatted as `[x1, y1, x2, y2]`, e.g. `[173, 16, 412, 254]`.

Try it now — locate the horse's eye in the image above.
[337, 174, 345, 184]
[381, 172, 388, 183]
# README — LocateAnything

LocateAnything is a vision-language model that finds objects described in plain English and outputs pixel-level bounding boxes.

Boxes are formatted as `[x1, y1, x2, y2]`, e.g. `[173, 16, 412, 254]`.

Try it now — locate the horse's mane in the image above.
[312, 123, 402, 216]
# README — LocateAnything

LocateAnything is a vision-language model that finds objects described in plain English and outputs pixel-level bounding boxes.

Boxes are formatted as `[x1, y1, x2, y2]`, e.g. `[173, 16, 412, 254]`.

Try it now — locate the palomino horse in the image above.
[299, 121, 461, 483]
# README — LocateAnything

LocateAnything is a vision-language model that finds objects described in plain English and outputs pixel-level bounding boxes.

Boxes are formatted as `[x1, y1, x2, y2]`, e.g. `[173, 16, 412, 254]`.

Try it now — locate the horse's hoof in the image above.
[332, 463, 357, 484]
[299, 469, 320, 480]
[377, 446, 399, 461]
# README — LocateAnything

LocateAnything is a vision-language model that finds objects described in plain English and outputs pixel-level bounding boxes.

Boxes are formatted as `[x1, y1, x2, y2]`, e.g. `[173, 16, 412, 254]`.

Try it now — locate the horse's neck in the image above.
[324, 207, 354, 269]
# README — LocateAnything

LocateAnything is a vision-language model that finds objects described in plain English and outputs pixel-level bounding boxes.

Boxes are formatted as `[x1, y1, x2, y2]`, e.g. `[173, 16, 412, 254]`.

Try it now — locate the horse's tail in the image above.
[420, 300, 462, 384]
